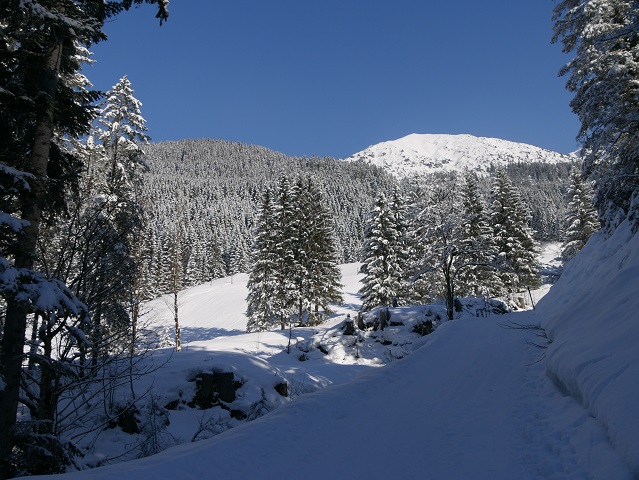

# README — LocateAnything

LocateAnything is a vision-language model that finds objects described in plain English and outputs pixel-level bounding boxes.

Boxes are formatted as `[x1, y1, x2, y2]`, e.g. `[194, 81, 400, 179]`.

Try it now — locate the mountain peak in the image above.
[344, 133, 573, 177]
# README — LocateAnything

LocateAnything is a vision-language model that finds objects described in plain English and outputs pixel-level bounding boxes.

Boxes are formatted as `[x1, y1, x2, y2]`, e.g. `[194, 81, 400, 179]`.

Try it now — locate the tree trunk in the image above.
[174, 290, 181, 352]
[0, 38, 64, 478]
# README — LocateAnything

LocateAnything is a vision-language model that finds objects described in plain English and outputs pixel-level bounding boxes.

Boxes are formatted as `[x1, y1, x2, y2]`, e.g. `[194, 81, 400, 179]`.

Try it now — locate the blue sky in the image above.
[88, 1, 579, 158]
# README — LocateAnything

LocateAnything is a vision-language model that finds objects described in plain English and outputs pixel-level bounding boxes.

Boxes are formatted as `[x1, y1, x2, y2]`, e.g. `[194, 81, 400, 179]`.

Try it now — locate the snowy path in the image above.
[40, 310, 632, 479]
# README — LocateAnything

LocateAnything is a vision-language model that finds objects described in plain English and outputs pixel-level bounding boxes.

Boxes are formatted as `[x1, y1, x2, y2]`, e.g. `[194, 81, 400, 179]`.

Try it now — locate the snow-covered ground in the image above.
[31, 241, 638, 479]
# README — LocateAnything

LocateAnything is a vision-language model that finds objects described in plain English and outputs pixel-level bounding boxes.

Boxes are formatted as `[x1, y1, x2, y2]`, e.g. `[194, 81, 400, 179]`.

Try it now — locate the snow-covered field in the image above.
[32, 240, 638, 479]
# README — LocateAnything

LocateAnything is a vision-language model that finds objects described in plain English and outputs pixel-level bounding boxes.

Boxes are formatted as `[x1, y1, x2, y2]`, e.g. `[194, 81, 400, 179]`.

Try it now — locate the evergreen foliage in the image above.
[0, 2, 168, 474]
[246, 190, 279, 332]
[562, 166, 600, 260]
[138, 139, 396, 295]
[410, 173, 504, 319]
[457, 172, 504, 298]
[246, 177, 342, 332]
[552, 0, 639, 230]
[490, 169, 540, 293]
[359, 192, 406, 311]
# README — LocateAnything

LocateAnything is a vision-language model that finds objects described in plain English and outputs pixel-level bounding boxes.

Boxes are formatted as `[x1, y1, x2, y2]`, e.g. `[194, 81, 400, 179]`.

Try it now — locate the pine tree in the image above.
[296, 177, 343, 323]
[359, 192, 404, 311]
[457, 171, 504, 298]
[552, 0, 639, 229]
[98, 75, 150, 193]
[246, 189, 280, 333]
[562, 166, 600, 260]
[273, 177, 298, 329]
[0, 1, 168, 474]
[490, 169, 540, 294]
[246, 177, 343, 332]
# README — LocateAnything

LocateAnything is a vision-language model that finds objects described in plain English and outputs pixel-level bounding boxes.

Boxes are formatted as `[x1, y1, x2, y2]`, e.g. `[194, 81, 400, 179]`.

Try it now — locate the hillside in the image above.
[138, 137, 573, 300]
[345, 133, 573, 178]
[30, 240, 638, 479]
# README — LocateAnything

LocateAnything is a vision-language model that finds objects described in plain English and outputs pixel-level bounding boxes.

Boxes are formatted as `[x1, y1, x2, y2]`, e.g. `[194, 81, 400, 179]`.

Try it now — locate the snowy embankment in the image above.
[30, 245, 637, 478]
[536, 221, 639, 476]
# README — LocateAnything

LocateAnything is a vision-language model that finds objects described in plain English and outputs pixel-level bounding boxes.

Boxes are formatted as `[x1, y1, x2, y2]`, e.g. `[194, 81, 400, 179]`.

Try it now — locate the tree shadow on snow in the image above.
[180, 326, 245, 343]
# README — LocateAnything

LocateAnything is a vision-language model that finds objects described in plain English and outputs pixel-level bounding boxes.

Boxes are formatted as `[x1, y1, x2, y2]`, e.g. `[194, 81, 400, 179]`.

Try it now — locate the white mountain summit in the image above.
[344, 133, 573, 178]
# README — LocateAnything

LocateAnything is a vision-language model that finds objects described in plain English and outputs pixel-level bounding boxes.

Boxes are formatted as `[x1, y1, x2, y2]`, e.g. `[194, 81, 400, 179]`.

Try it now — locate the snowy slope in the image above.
[344, 133, 572, 178]
[536, 222, 639, 476]
[30, 248, 638, 479]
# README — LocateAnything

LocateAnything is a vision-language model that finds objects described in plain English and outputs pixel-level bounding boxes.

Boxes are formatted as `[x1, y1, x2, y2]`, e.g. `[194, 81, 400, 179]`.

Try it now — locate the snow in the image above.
[344, 133, 572, 178]
[28, 243, 638, 479]
[537, 222, 639, 476]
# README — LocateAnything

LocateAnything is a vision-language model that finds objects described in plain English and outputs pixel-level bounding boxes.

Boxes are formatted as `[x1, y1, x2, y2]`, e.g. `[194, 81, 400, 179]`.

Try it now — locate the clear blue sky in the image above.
[87, 0, 580, 158]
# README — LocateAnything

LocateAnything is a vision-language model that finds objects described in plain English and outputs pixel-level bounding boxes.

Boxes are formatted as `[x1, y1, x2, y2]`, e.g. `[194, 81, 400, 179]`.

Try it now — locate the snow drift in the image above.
[537, 221, 639, 476]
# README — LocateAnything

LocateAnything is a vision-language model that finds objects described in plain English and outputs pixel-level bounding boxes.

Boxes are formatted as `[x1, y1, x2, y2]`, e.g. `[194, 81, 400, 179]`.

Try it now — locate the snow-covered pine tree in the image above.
[0, 2, 168, 474]
[98, 75, 149, 195]
[297, 177, 343, 323]
[490, 169, 540, 295]
[552, 0, 639, 230]
[246, 189, 280, 333]
[457, 171, 504, 298]
[273, 178, 297, 329]
[359, 192, 404, 311]
[290, 177, 312, 325]
[86, 75, 151, 359]
[389, 186, 412, 304]
[562, 166, 600, 260]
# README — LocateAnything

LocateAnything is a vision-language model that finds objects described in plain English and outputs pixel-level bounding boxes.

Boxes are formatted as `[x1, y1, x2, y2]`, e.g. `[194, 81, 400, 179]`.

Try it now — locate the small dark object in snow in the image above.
[317, 344, 329, 355]
[342, 317, 355, 335]
[454, 298, 463, 312]
[189, 371, 242, 409]
[230, 409, 247, 420]
[357, 312, 366, 330]
[413, 320, 434, 337]
[110, 404, 140, 434]
[274, 382, 288, 397]
[298, 353, 308, 361]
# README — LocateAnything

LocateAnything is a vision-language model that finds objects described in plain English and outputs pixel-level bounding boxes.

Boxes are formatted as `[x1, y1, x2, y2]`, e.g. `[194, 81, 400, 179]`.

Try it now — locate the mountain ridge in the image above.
[344, 133, 574, 178]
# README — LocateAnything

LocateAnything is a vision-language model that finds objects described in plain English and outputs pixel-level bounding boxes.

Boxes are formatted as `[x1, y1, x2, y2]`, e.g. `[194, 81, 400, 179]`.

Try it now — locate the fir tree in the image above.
[0, 1, 168, 474]
[562, 166, 600, 260]
[457, 171, 504, 298]
[552, 0, 639, 229]
[296, 177, 343, 323]
[246, 189, 279, 333]
[273, 177, 298, 329]
[490, 169, 540, 294]
[359, 192, 404, 311]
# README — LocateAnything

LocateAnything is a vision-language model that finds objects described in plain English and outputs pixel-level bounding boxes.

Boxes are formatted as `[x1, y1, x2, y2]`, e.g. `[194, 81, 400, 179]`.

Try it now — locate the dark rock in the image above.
[274, 382, 288, 397]
[413, 320, 434, 336]
[188, 371, 243, 409]
[114, 405, 140, 434]
[342, 318, 355, 335]
[230, 409, 247, 420]
[164, 399, 181, 410]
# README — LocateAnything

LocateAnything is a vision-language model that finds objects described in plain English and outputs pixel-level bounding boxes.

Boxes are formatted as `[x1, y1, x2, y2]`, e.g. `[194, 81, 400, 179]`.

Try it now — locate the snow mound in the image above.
[344, 133, 572, 178]
[537, 221, 639, 476]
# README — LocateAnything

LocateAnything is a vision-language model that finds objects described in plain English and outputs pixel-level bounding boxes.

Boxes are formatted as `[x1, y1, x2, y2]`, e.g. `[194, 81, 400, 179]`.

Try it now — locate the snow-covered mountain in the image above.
[344, 133, 573, 177]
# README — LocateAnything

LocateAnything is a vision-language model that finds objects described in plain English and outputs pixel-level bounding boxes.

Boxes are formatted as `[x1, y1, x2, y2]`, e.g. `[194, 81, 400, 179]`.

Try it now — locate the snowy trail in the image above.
[38, 310, 631, 479]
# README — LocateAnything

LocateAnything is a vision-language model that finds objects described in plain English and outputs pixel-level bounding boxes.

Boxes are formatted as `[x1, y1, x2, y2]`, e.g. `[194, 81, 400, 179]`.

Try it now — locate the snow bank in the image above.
[537, 221, 639, 475]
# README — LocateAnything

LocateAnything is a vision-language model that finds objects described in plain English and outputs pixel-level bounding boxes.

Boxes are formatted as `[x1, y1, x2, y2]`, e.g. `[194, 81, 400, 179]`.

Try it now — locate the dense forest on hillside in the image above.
[140, 139, 573, 297]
